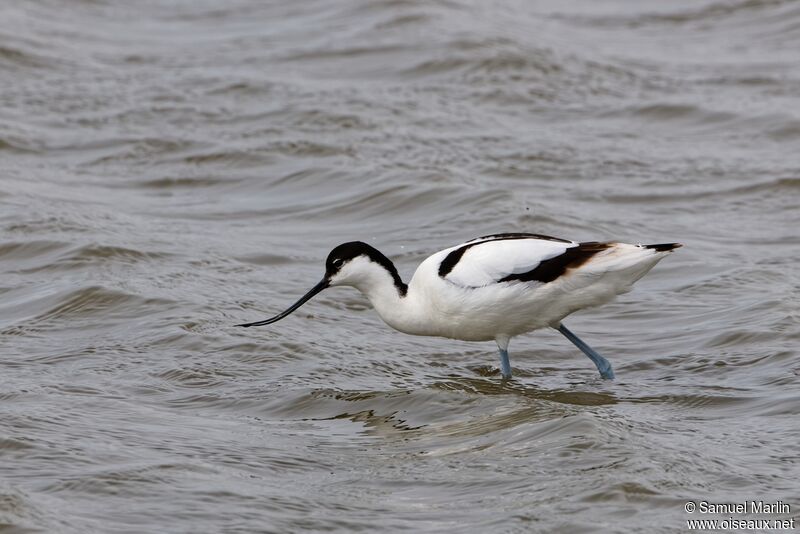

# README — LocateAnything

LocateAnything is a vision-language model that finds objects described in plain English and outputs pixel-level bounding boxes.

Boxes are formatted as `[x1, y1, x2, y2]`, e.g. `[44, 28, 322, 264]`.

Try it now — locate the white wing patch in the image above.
[443, 238, 575, 288]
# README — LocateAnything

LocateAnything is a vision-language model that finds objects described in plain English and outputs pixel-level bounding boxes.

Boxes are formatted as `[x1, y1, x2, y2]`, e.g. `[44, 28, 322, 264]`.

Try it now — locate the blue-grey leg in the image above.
[495, 335, 512, 379]
[556, 324, 615, 379]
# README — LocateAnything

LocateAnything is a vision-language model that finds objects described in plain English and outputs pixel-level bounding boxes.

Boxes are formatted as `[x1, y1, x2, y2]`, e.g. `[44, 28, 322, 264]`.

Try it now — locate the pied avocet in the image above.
[237, 233, 681, 380]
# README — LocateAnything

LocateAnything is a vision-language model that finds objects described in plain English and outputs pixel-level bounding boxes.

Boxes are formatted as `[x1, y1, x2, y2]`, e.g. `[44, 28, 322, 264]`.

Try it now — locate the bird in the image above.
[236, 233, 681, 380]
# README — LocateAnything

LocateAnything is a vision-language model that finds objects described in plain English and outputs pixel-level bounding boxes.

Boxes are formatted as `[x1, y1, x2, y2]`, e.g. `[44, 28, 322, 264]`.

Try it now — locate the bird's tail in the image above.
[644, 243, 682, 252]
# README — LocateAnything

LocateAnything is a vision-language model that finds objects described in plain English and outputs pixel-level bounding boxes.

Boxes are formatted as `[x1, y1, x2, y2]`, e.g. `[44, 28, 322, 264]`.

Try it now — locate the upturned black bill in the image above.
[236, 279, 329, 327]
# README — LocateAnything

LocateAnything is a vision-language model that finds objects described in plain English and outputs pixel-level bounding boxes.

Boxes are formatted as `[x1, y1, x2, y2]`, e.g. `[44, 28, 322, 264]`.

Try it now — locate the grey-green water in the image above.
[1, 1, 799, 532]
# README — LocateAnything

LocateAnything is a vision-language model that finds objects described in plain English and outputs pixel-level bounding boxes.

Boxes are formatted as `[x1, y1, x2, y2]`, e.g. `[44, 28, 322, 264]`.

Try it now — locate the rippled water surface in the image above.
[2, 1, 799, 532]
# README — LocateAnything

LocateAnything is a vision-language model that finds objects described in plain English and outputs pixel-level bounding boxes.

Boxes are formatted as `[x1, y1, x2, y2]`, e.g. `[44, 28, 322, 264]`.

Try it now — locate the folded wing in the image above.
[439, 234, 609, 288]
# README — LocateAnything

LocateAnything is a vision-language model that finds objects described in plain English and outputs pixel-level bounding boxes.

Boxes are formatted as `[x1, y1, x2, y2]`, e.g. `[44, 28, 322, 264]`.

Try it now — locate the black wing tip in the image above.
[645, 243, 683, 252]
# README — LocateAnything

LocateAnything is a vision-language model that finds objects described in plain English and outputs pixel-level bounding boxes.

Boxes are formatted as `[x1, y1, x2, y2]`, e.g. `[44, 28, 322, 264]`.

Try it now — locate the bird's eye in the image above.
[332, 258, 343, 267]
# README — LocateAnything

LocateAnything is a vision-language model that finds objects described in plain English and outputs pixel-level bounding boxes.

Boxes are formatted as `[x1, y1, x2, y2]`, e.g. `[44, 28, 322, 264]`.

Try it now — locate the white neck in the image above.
[331, 257, 429, 336]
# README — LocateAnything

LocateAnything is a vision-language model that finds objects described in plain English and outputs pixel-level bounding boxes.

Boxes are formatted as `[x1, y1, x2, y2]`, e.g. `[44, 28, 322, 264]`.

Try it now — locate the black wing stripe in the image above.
[473, 232, 572, 243]
[498, 242, 611, 284]
[438, 233, 572, 278]
[438, 245, 470, 278]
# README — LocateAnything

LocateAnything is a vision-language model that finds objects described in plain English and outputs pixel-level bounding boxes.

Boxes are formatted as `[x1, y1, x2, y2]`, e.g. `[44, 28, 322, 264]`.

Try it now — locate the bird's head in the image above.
[236, 241, 404, 328]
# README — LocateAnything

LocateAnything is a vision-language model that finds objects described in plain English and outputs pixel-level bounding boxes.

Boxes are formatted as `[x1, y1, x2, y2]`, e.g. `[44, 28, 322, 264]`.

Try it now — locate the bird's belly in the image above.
[419, 278, 625, 342]
[421, 285, 557, 341]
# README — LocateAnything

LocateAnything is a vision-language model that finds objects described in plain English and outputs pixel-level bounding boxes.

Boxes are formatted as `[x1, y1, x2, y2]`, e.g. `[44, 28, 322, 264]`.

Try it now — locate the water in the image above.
[2, 1, 799, 532]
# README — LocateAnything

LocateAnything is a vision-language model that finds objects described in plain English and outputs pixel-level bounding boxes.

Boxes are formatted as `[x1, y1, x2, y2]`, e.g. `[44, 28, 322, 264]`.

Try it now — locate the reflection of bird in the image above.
[237, 233, 681, 380]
